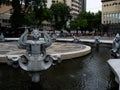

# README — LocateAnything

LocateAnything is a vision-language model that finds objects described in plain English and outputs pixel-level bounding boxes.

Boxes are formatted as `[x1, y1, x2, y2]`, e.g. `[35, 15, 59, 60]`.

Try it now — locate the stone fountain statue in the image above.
[50, 33, 56, 42]
[7, 28, 60, 82]
[0, 33, 5, 42]
[107, 33, 120, 90]
[94, 36, 100, 47]
[72, 35, 79, 43]
[111, 33, 120, 58]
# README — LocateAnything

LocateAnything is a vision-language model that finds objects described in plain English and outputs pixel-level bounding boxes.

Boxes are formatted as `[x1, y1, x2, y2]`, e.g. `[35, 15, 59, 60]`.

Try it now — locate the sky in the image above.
[87, 0, 102, 13]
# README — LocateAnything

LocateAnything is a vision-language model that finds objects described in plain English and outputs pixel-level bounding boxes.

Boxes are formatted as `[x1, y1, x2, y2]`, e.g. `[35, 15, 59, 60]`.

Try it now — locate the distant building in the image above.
[47, 0, 86, 19]
[81, 0, 86, 11]
[0, 5, 12, 27]
[44, 0, 86, 30]
[102, 0, 120, 34]
[0, 0, 86, 30]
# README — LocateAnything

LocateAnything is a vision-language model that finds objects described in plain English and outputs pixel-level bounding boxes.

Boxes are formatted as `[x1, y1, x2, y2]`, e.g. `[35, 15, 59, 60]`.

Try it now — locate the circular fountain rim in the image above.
[48, 42, 91, 60]
[0, 42, 91, 62]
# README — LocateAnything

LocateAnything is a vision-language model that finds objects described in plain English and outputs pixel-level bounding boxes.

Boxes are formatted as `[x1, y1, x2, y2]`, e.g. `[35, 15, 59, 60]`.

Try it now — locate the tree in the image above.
[69, 11, 101, 36]
[50, 3, 71, 30]
[94, 11, 101, 29]
[70, 11, 88, 31]
[9, 0, 52, 27]
[0, 0, 1, 6]
[30, 0, 47, 26]
[76, 11, 101, 31]
[69, 21, 78, 30]
[10, 0, 24, 27]
[24, 0, 53, 27]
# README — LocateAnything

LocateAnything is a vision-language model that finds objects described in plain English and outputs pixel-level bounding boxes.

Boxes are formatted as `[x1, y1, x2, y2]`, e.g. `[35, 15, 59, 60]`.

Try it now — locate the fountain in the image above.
[7, 28, 59, 82]
[0, 28, 91, 83]
[0, 28, 118, 89]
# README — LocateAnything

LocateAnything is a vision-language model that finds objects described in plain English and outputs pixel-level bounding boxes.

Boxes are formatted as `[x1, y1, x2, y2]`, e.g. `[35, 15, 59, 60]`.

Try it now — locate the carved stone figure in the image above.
[0, 33, 5, 42]
[73, 36, 79, 43]
[111, 33, 120, 58]
[94, 36, 100, 47]
[7, 28, 61, 82]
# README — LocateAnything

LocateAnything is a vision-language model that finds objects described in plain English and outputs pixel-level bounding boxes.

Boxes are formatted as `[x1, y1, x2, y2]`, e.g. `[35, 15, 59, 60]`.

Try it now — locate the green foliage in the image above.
[10, 12, 25, 27]
[50, 2, 71, 30]
[24, 0, 47, 26]
[70, 11, 101, 31]
[94, 11, 101, 27]
[9, 0, 51, 27]
[10, 0, 23, 27]
[12, 0, 21, 11]
[3, 0, 71, 29]
[42, 8, 53, 21]
[69, 21, 78, 30]
[24, 12, 36, 26]
[0, 0, 1, 5]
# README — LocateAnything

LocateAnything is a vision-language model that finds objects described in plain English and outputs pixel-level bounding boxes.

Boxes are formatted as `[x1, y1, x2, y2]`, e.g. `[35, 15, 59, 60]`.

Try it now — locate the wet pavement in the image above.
[0, 44, 118, 90]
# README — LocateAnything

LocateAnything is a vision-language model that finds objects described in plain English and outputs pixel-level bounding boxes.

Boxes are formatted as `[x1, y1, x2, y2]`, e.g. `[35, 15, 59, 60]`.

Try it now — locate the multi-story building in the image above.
[0, 5, 12, 27]
[102, 0, 120, 34]
[47, 0, 86, 19]
[45, 0, 86, 30]
[81, 0, 86, 11]
[0, 0, 86, 30]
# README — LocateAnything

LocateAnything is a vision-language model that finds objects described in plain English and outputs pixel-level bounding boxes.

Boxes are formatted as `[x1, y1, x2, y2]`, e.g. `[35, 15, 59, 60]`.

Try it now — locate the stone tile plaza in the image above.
[0, 0, 120, 90]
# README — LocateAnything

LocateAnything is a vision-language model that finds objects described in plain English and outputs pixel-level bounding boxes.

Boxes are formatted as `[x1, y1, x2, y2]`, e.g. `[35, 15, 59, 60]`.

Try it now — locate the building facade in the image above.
[102, 0, 120, 34]
[0, 0, 86, 30]
[0, 5, 12, 27]
[47, 0, 86, 19]
[44, 0, 86, 30]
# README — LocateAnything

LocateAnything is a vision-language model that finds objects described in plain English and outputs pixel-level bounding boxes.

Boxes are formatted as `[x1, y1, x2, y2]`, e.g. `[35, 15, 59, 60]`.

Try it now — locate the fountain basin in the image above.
[0, 42, 91, 63]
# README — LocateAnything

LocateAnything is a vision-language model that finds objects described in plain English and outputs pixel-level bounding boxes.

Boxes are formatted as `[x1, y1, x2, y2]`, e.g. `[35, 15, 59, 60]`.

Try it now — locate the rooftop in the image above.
[0, 5, 12, 14]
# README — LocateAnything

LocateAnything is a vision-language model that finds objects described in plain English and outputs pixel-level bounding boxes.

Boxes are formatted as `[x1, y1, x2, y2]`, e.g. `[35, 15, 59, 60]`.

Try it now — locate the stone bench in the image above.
[107, 59, 120, 90]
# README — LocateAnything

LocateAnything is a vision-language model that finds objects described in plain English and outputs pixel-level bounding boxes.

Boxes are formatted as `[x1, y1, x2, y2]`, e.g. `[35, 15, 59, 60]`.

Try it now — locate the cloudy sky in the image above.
[86, 0, 102, 13]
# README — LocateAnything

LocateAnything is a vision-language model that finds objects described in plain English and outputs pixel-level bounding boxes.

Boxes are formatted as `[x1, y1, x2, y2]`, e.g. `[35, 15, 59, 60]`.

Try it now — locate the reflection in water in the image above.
[0, 46, 119, 90]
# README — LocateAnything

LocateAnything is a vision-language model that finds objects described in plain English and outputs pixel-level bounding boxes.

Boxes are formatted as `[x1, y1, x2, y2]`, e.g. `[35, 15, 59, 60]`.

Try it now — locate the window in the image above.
[104, 14, 107, 24]
[109, 14, 112, 24]
[112, 13, 115, 24]
[118, 13, 120, 23]
[115, 13, 118, 23]
[106, 14, 109, 24]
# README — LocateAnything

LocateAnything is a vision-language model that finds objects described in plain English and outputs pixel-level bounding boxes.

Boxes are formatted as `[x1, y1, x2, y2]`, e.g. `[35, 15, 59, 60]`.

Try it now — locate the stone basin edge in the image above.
[0, 45, 91, 63]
